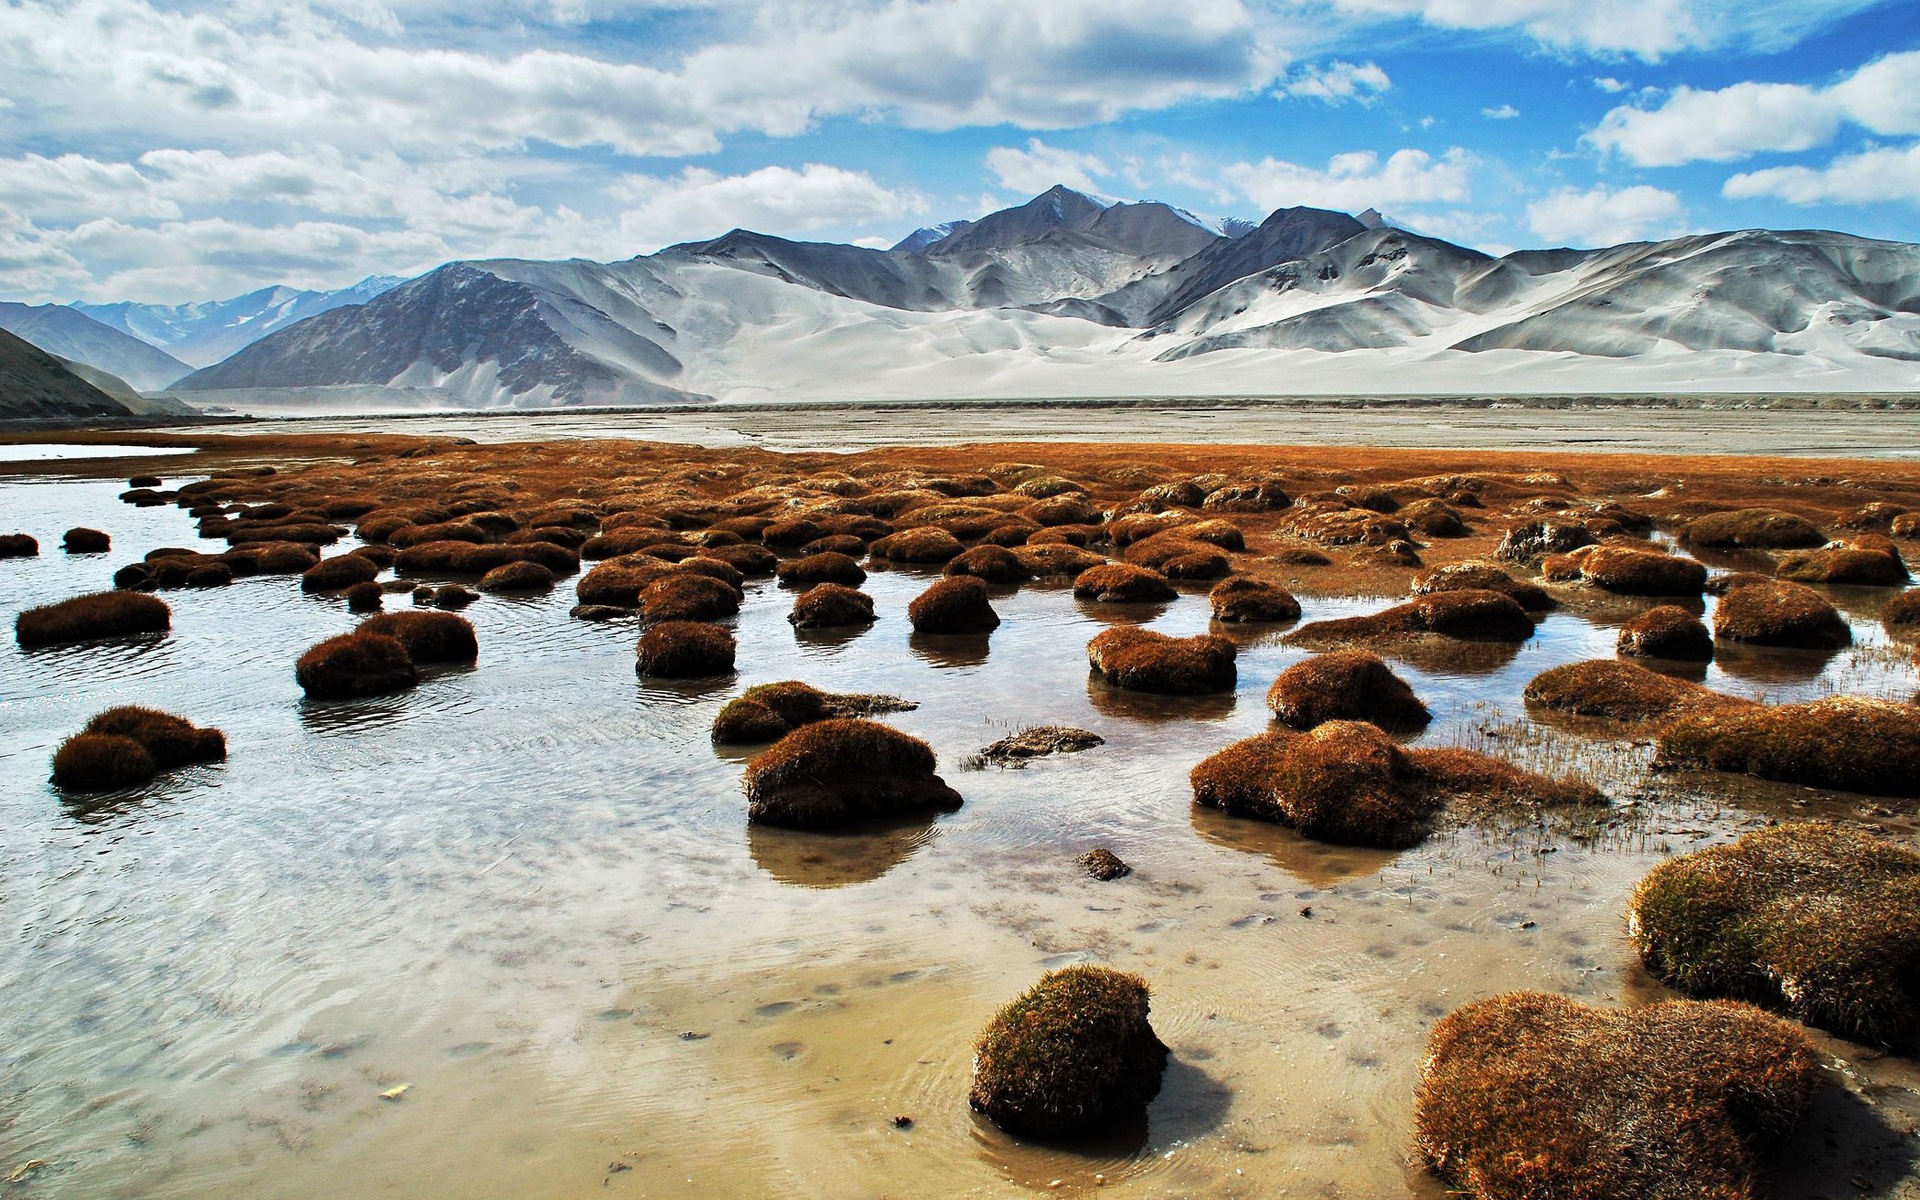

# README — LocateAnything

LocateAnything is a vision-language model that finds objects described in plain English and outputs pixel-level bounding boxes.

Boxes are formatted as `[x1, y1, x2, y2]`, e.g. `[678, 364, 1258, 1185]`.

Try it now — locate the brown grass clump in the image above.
[77, 705, 226, 770]
[1182, 518, 1246, 551]
[16, 591, 170, 647]
[799, 534, 868, 557]
[871, 526, 964, 564]
[713, 683, 914, 743]
[359, 610, 479, 663]
[389, 519, 489, 548]
[1122, 534, 1231, 579]
[788, 583, 876, 628]
[1685, 508, 1827, 549]
[1266, 650, 1430, 732]
[224, 522, 342, 546]
[1414, 991, 1820, 1200]
[186, 563, 234, 589]
[394, 539, 578, 577]
[1109, 511, 1191, 546]
[1088, 627, 1236, 694]
[575, 560, 673, 607]
[636, 620, 736, 677]
[981, 520, 1044, 546]
[1840, 501, 1907, 530]
[1618, 605, 1714, 660]
[62, 527, 110, 553]
[1712, 578, 1850, 649]
[0, 533, 38, 557]
[1289, 590, 1535, 647]
[581, 527, 685, 559]
[1575, 545, 1709, 595]
[1080, 847, 1131, 880]
[1525, 660, 1743, 721]
[1202, 481, 1290, 511]
[1895, 512, 1920, 539]
[977, 726, 1104, 763]
[1074, 563, 1175, 603]
[744, 718, 961, 828]
[1657, 696, 1920, 795]
[1629, 823, 1920, 1048]
[702, 543, 778, 575]
[944, 544, 1030, 583]
[1397, 497, 1469, 537]
[346, 581, 383, 611]
[300, 553, 381, 593]
[968, 966, 1168, 1140]
[51, 734, 156, 791]
[907, 576, 1000, 633]
[1775, 545, 1910, 586]
[638, 573, 740, 622]
[1020, 495, 1099, 527]
[774, 551, 868, 589]
[296, 631, 419, 699]
[432, 583, 478, 610]
[1013, 543, 1109, 577]
[1884, 589, 1920, 631]
[675, 556, 747, 589]
[240, 542, 320, 574]
[479, 560, 555, 593]
[1494, 520, 1596, 564]
[1209, 576, 1301, 623]
[1411, 561, 1553, 611]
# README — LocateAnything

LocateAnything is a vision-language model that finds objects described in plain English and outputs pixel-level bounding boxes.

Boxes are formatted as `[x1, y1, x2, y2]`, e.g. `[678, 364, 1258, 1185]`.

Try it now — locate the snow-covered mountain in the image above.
[0, 302, 192, 391]
[165, 187, 1920, 410]
[74, 276, 404, 368]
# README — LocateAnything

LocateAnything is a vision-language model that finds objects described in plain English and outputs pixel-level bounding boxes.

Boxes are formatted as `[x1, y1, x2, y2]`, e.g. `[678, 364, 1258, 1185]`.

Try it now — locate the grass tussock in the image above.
[1657, 696, 1920, 795]
[345, 581, 383, 611]
[1074, 563, 1176, 603]
[575, 560, 673, 607]
[478, 560, 555, 593]
[639, 572, 741, 623]
[1618, 605, 1714, 660]
[1685, 508, 1827, 549]
[0, 533, 38, 558]
[744, 718, 960, 828]
[1630, 822, 1920, 1048]
[16, 591, 170, 647]
[1088, 627, 1236, 695]
[775, 551, 867, 587]
[61, 527, 110, 554]
[968, 966, 1168, 1140]
[1414, 991, 1820, 1200]
[1526, 660, 1744, 721]
[907, 576, 1000, 633]
[713, 682, 915, 744]
[1884, 589, 1920, 631]
[1712, 578, 1851, 649]
[1079, 847, 1131, 880]
[1122, 534, 1231, 580]
[1014, 543, 1109, 577]
[300, 553, 381, 593]
[1209, 576, 1301, 623]
[788, 582, 876, 628]
[1411, 560, 1553, 611]
[1775, 545, 1910, 586]
[59, 705, 226, 790]
[977, 726, 1104, 763]
[1288, 589, 1535, 647]
[1267, 650, 1430, 732]
[1398, 497, 1469, 537]
[702, 543, 778, 575]
[1573, 546, 1709, 596]
[1201, 481, 1291, 511]
[944, 544, 1030, 583]
[296, 630, 419, 699]
[871, 527, 965, 564]
[636, 620, 735, 677]
[359, 610, 479, 663]
[51, 734, 156, 791]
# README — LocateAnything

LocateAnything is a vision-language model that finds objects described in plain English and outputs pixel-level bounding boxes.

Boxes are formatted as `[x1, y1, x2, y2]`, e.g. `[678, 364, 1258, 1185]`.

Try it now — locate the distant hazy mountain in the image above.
[0, 302, 191, 391]
[75, 276, 404, 368]
[166, 186, 1920, 409]
[0, 327, 199, 420]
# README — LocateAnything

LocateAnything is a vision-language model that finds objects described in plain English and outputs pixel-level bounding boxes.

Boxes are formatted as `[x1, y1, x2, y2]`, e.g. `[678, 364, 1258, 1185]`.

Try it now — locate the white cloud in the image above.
[1222, 148, 1472, 212]
[1482, 104, 1520, 119]
[1724, 143, 1920, 207]
[1319, 0, 1884, 60]
[1587, 50, 1920, 166]
[1276, 60, 1391, 103]
[1526, 184, 1685, 246]
[1593, 76, 1631, 92]
[985, 139, 1110, 195]
[612, 164, 924, 252]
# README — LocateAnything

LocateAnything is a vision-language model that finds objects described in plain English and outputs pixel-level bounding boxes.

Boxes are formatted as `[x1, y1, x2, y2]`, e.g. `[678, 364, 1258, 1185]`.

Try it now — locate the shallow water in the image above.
[0, 445, 188, 464]
[3, 471, 1919, 1198]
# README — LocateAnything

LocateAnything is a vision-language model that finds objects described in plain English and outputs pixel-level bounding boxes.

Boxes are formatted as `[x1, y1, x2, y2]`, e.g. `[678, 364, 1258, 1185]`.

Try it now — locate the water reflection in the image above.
[1712, 641, 1844, 686]
[908, 630, 993, 669]
[1073, 599, 1171, 627]
[1085, 675, 1237, 723]
[1190, 805, 1397, 888]
[748, 816, 941, 888]
[1379, 635, 1525, 677]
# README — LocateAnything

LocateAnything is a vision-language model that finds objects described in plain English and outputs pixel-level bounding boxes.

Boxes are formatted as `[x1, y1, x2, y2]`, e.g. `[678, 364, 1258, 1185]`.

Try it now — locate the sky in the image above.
[1, 0, 1917, 304]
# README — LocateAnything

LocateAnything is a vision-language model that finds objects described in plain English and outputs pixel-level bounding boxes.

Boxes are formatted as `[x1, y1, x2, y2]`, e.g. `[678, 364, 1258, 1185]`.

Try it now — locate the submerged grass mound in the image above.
[636, 620, 736, 677]
[62, 527, 110, 554]
[1712, 578, 1851, 649]
[968, 966, 1168, 1140]
[359, 610, 479, 664]
[775, 551, 867, 587]
[1526, 660, 1744, 721]
[907, 576, 1000, 633]
[1685, 508, 1827, 549]
[1414, 992, 1820, 1200]
[1208, 576, 1300, 623]
[1618, 604, 1714, 660]
[1775, 545, 1910, 586]
[54, 705, 228, 790]
[0, 533, 38, 557]
[1657, 696, 1920, 795]
[1411, 560, 1552, 611]
[639, 572, 741, 623]
[1192, 722, 1600, 847]
[1266, 650, 1430, 732]
[744, 718, 961, 828]
[1074, 563, 1176, 603]
[789, 582, 876, 628]
[977, 726, 1104, 764]
[296, 631, 419, 699]
[16, 591, 170, 648]
[1288, 589, 1534, 647]
[1630, 823, 1920, 1048]
[1088, 627, 1236, 695]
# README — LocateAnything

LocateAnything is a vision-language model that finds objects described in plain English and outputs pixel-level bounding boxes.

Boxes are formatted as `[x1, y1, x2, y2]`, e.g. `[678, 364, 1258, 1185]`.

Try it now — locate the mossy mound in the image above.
[1618, 605, 1713, 660]
[51, 734, 156, 791]
[1411, 561, 1553, 611]
[1712, 578, 1850, 649]
[1122, 535, 1231, 580]
[296, 631, 419, 699]
[1288, 589, 1535, 647]
[1074, 563, 1176, 603]
[968, 966, 1168, 1140]
[1208, 576, 1300, 623]
[977, 726, 1104, 763]
[1775, 545, 1910, 586]
[744, 718, 960, 828]
[1182, 519, 1246, 551]
[61, 527, 110, 554]
[1415, 991, 1820, 1200]
[1630, 822, 1920, 1048]
[575, 560, 673, 607]
[1656, 696, 1920, 795]
[1398, 497, 1469, 537]
[479, 560, 555, 593]
[431, 583, 478, 610]
[1079, 848, 1131, 880]
[301, 553, 382, 593]
[53, 705, 227, 789]
[639, 572, 742, 623]
[1884, 589, 1920, 631]
[907, 576, 1000, 633]
[1014, 543, 1109, 577]
[0, 533, 38, 557]
[871, 527, 965, 564]
[1192, 722, 1600, 847]
[345, 581, 383, 611]
[712, 682, 914, 744]
[1573, 546, 1709, 596]
[944, 544, 1030, 583]
[636, 621, 736, 677]
[1526, 660, 1743, 722]
[775, 551, 867, 587]
[1685, 508, 1827, 549]
[788, 582, 876, 628]
[1202, 481, 1291, 511]
[703, 543, 779, 575]
[1267, 650, 1430, 732]
[1088, 627, 1236, 695]
[16, 591, 171, 647]
[799, 534, 868, 557]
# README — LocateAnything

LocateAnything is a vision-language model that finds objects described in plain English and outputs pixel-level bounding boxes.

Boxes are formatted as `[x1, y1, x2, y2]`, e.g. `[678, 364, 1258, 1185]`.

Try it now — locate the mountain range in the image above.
[72, 277, 404, 369]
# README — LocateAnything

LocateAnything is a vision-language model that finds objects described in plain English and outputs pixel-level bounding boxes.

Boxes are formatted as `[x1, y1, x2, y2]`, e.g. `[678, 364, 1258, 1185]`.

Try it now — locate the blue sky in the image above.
[1, 0, 1916, 303]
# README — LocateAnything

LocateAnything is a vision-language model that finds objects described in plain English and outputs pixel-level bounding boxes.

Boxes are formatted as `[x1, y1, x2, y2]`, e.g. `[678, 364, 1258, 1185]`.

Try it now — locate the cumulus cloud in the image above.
[612, 163, 925, 251]
[1319, 0, 1883, 60]
[1482, 104, 1520, 119]
[1588, 50, 1920, 166]
[1222, 148, 1472, 212]
[1526, 184, 1685, 246]
[1276, 60, 1391, 103]
[1724, 143, 1920, 207]
[985, 139, 1111, 195]
[1594, 76, 1631, 92]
